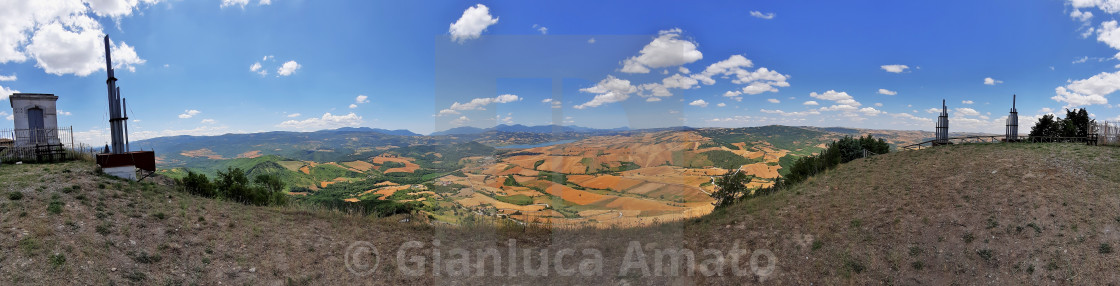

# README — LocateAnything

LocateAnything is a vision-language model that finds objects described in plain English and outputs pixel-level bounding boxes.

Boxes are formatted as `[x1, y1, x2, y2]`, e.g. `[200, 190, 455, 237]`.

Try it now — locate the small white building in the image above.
[8, 93, 61, 147]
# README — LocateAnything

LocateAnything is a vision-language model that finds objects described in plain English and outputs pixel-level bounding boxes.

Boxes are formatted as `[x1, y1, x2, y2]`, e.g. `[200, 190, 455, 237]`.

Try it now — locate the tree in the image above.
[1029, 114, 1061, 137]
[712, 171, 752, 208]
[1029, 108, 1095, 138]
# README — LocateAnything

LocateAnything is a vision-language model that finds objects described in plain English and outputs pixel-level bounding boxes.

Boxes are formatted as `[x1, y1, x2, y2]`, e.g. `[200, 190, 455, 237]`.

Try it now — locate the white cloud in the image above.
[259, 0, 271, 5]
[0, 73, 14, 81]
[717, 103, 726, 107]
[276, 112, 363, 131]
[689, 99, 708, 107]
[58, 110, 72, 116]
[877, 88, 897, 95]
[178, 109, 201, 119]
[22, 16, 146, 76]
[201, 118, 217, 124]
[575, 76, 637, 109]
[221, 0, 249, 9]
[355, 94, 369, 103]
[880, 64, 909, 73]
[276, 60, 300, 76]
[620, 28, 703, 73]
[760, 109, 819, 116]
[83, 0, 162, 17]
[1071, 9, 1094, 22]
[348, 104, 358, 109]
[532, 24, 547, 35]
[810, 90, 860, 106]
[588, 38, 596, 44]
[286, 113, 300, 118]
[1073, 56, 1090, 64]
[874, 102, 883, 107]
[439, 94, 522, 115]
[250, 62, 266, 76]
[767, 98, 780, 103]
[803, 100, 819, 106]
[890, 112, 932, 124]
[0, 85, 18, 101]
[858, 107, 883, 116]
[955, 107, 980, 116]
[926, 108, 941, 114]
[1071, 0, 1120, 15]
[962, 100, 974, 104]
[1052, 70, 1120, 106]
[449, 4, 499, 43]
[749, 11, 775, 20]
[690, 54, 790, 95]
[679, 67, 690, 74]
[983, 77, 1003, 85]
[450, 115, 471, 126]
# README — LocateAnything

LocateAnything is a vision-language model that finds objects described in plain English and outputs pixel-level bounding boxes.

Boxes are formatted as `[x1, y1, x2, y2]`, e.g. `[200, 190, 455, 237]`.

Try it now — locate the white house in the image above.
[8, 93, 61, 147]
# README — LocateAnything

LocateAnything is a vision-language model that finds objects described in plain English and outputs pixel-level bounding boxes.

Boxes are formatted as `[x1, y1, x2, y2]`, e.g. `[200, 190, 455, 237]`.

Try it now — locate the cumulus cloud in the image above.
[810, 90, 861, 107]
[178, 109, 201, 119]
[955, 107, 980, 116]
[962, 100, 974, 104]
[532, 24, 547, 35]
[286, 113, 300, 118]
[689, 99, 708, 107]
[277, 112, 363, 131]
[620, 28, 703, 73]
[983, 77, 1003, 85]
[575, 76, 637, 109]
[0, 73, 14, 82]
[200, 118, 217, 124]
[439, 94, 522, 115]
[449, 4, 499, 43]
[221, 0, 249, 8]
[450, 115, 471, 126]
[276, 60, 300, 76]
[803, 100, 819, 106]
[880, 64, 909, 73]
[749, 11, 775, 20]
[878, 88, 897, 95]
[689, 54, 790, 96]
[767, 98, 780, 103]
[1, 85, 18, 101]
[249, 62, 266, 76]
[348, 104, 358, 109]
[355, 94, 369, 103]
[1052, 70, 1120, 106]
[1071, 9, 1094, 22]
[717, 103, 726, 107]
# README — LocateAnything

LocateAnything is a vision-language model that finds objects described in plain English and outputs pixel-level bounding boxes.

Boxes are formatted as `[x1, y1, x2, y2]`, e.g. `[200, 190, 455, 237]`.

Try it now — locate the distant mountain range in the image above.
[332, 127, 421, 136]
[429, 124, 629, 135]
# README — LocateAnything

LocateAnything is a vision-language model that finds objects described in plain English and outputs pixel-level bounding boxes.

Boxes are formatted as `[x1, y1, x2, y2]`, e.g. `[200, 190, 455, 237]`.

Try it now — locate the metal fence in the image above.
[1096, 121, 1120, 146]
[0, 126, 84, 162]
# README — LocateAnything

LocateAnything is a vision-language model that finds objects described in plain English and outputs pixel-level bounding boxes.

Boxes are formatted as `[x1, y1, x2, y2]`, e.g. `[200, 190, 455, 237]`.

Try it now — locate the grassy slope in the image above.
[689, 143, 1120, 284]
[2, 143, 1119, 284]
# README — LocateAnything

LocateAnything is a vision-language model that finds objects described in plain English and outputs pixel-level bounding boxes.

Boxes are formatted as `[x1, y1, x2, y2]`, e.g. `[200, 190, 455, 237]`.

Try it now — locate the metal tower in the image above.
[935, 99, 949, 145]
[1005, 94, 1019, 142]
[104, 35, 129, 154]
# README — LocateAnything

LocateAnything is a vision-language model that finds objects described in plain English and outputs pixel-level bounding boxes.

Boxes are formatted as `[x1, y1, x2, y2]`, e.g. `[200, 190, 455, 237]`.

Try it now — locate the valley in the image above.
[142, 125, 941, 226]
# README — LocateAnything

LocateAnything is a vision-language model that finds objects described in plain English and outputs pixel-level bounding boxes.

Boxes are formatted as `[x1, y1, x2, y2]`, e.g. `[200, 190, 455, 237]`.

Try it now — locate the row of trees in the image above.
[712, 135, 890, 208]
[177, 168, 289, 206]
[1029, 108, 1095, 138]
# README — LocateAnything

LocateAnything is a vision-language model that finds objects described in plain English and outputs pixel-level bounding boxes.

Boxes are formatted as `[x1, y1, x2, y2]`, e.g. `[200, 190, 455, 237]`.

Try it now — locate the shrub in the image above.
[48, 253, 66, 268]
[47, 201, 63, 214]
[176, 168, 288, 206]
[783, 135, 889, 185]
[8, 192, 23, 200]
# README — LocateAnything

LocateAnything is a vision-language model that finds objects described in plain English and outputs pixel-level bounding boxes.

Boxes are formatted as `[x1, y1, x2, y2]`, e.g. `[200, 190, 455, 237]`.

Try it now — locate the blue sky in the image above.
[2, 0, 1120, 145]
